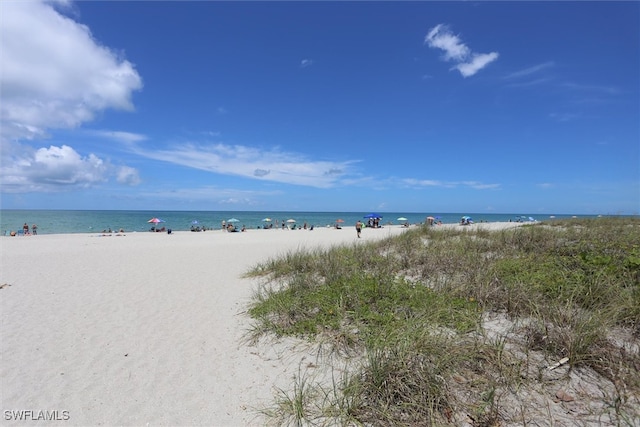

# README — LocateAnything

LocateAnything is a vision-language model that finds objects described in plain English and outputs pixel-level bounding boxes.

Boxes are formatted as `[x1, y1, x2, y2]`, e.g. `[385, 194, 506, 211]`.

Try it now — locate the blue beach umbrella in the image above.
[227, 218, 239, 223]
[364, 213, 383, 219]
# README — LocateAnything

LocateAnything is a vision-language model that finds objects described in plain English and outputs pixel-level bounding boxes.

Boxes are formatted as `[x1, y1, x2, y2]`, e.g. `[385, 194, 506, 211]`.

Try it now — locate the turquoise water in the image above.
[0, 210, 597, 235]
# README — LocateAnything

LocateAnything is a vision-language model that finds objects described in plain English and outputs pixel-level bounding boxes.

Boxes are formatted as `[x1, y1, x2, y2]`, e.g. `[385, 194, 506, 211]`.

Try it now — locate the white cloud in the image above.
[425, 24, 499, 77]
[455, 52, 500, 78]
[132, 142, 356, 188]
[425, 24, 470, 62]
[116, 166, 141, 185]
[0, 144, 109, 192]
[0, 0, 143, 141]
[0, 1, 143, 194]
[300, 59, 314, 68]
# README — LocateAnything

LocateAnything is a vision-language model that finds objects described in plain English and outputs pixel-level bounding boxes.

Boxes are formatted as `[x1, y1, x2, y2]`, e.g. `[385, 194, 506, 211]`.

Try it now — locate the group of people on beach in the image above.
[8, 223, 37, 236]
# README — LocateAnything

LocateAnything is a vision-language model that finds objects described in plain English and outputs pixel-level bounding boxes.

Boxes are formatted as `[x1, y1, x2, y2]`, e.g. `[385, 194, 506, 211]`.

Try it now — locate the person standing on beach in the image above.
[32, 224, 37, 235]
[355, 220, 362, 238]
[23, 223, 29, 235]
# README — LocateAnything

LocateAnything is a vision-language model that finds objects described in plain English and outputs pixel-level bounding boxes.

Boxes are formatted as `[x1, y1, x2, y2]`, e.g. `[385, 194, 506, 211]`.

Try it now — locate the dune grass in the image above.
[244, 217, 640, 426]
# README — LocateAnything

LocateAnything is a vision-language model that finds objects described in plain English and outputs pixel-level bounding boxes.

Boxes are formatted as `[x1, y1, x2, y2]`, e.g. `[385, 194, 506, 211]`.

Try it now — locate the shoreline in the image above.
[0, 222, 525, 425]
[2, 219, 529, 238]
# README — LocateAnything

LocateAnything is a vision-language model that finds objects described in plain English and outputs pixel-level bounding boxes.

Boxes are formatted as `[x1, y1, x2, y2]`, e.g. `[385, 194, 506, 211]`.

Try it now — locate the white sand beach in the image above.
[1, 222, 524, 426]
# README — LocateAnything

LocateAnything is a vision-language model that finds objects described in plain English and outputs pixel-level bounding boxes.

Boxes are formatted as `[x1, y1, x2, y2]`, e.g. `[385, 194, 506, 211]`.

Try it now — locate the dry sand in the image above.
[1, 222, 524, 426]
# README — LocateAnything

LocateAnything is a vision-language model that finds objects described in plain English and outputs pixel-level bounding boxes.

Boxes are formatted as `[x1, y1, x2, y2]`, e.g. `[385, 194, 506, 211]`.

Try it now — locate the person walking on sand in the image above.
[355, 220, 363, 238]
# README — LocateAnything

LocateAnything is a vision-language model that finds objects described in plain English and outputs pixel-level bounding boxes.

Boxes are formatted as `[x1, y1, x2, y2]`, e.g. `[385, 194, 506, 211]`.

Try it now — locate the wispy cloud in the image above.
[424, 24, 499, 77]
[132, 142, 357, 188]
[137, 185, 282, 206]
[300, 59, 314, 68]
[560, 82, 621, 96]
[461, 181, 501, 190]
[505, 78, 553, 88]
[504, 62, 555, 79]
[549, 112, 583, 122]
[402, 178, 500, 190]
[90, 130, 148, 144]
[537, 183, 555, 189]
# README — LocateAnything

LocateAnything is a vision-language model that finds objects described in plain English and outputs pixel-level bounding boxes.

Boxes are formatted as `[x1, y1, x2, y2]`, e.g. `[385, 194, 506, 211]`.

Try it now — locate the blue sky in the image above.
[1, 1, 638, 215]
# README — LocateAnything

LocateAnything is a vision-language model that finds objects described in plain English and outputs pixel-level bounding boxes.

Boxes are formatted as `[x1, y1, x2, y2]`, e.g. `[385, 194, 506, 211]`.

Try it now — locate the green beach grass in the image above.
[244, 218, 640, 426]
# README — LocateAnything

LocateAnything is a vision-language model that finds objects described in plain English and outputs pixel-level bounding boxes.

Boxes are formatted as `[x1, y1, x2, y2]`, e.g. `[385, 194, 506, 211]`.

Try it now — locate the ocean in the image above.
[0, 210, 599, 235]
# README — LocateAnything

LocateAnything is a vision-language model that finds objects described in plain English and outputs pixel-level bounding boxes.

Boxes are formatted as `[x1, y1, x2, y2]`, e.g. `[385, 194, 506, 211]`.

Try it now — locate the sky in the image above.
[1, 1, 638, 215]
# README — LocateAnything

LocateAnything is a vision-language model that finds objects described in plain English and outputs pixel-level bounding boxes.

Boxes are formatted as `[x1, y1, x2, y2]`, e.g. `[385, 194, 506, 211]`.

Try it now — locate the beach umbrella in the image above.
[461, 216, 472, 220]
[364, 213, 382, 219]
[147, 217, 165, 224]
[191, 220, 199, 225]
[286, 219, 296, 223]
[397, 217, 408, 221]
[336, 219, 345, 223]
[262, 218, 272, 222]
[427, 216, 435, 220]
[227, 218, 239, 223]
